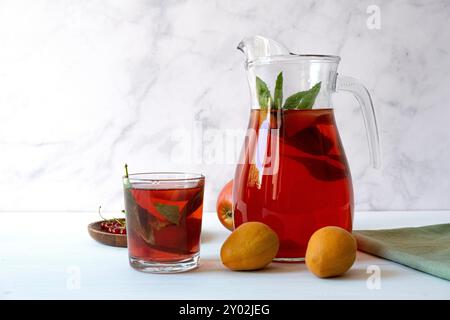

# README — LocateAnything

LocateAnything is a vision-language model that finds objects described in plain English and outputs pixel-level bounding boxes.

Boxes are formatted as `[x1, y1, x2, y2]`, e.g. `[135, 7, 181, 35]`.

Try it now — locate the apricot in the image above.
[305, 226, 357, 278]
[220, 222, 279, 271]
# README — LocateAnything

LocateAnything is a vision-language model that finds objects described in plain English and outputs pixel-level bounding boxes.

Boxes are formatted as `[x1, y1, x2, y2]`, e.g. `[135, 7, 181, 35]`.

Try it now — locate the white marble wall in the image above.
[1, 0, 449, 212]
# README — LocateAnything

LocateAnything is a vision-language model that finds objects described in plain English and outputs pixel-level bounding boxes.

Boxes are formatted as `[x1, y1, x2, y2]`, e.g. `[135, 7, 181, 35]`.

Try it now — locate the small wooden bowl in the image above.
[88, 221, 127, 248]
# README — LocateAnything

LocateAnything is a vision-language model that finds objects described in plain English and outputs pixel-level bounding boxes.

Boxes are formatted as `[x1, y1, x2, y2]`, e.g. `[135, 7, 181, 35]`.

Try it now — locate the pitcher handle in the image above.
[336, 75, 381, 169]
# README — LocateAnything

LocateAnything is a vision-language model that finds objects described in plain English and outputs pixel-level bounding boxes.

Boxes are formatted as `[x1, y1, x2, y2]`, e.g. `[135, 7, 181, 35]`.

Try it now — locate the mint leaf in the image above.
[283, 91, 308, 110]
[273, 72, 283, 109]
[154, 203, 180, 225]
[124, 189, 155, 245]
[297, 82, 321, 109]
[283, 82, 322, 110]
[256, 76, 272, 110]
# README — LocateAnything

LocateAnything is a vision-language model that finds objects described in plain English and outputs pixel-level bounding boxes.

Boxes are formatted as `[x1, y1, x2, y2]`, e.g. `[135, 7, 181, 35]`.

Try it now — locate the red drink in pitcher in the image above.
[233, 109, 353, 260]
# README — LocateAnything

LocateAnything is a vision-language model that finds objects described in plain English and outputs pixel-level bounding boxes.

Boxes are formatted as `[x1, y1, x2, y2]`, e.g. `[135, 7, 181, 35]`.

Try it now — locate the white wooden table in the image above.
[0, 211, 449, 299]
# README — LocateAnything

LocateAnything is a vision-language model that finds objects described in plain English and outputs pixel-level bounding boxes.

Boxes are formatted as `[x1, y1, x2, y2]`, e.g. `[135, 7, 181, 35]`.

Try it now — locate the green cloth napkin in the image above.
[354, 223, 450, 281]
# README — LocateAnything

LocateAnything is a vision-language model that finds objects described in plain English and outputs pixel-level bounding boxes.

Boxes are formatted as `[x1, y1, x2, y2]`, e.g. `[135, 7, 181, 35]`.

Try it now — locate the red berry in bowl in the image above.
[98, 206, 126, 235]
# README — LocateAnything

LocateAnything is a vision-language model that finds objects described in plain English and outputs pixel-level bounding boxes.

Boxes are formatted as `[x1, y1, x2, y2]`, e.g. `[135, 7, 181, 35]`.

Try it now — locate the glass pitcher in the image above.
[232, 36, 381, 261]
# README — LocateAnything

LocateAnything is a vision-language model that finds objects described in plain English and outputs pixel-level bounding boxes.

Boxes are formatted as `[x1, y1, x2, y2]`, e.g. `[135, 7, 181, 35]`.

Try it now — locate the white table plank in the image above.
[0, 211, 449, 299]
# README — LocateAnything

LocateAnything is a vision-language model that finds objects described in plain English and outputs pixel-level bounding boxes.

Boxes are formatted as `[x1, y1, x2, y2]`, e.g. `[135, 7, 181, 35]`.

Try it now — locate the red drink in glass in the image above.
[124, 173, 204, 273]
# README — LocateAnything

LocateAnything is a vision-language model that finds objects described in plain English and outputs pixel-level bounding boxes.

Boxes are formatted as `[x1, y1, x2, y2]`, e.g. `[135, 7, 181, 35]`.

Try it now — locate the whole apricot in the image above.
[220, 222, 279, 271]
[305, 226, 357, 278]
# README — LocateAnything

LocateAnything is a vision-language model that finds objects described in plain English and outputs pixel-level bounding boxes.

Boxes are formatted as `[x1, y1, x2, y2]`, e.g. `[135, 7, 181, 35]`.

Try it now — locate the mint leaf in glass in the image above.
[283, 82, 322, 110]
[256, 76, 272, 110]
[273, 72, 283, 110]
[155, 203, 180, 225]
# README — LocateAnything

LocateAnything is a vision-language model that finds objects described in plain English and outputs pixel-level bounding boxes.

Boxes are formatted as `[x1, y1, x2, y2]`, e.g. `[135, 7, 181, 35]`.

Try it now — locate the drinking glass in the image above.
[123, 172, 205, 273]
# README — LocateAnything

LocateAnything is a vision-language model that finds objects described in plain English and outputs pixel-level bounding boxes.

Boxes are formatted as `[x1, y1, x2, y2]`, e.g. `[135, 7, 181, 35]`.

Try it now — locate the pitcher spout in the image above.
[237, 36, 290, 65]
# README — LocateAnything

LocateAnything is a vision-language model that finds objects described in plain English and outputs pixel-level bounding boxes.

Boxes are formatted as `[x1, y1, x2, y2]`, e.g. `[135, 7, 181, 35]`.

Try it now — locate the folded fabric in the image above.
[354, 223, 450, 281]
